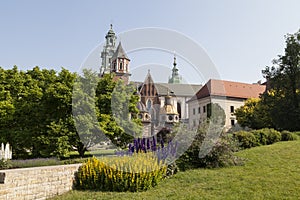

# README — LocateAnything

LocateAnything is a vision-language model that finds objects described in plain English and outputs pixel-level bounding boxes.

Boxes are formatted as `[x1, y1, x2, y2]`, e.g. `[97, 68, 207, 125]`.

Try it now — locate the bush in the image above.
[281, 130, 298, 141]
[251, 130, 268, 145]
[266, 128, 281, 144]
[233, 131, 259, 149]
[177, 129, 241, 171]
[166, 162, 179, 177]
[75, 153, 167, 192]
[0, 159, 12, 170]
[293, 131, 300, 137]
[234, 128, 281, 148]
[254, 128, 281, 145]
[199, 135, 242, 168]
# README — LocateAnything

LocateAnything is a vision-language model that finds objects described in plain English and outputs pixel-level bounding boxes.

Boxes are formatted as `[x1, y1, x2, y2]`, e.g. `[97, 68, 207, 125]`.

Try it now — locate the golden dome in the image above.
[159, 104, 178, 115]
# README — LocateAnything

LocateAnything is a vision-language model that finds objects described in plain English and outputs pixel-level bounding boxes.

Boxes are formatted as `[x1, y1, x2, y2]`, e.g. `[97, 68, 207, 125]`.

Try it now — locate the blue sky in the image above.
[0, 0, 299, 84]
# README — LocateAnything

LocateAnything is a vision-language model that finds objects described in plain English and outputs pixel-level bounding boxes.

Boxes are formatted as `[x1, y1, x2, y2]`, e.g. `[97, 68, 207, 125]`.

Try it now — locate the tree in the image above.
[0, 66, 83, 158]
[262, 29, 300, 131]
[72, 69, 106, 156]
[73, 71, 142, 151]
[235, 98, 272, 129]
[95, 73, 142, 148]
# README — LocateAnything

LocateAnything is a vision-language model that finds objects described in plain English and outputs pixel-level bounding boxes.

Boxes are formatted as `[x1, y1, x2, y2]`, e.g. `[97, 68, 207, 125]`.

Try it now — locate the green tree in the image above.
[262, 29, 300, 131]
[0, 66, 81, 158]
[72, 69, 106, 156]
[95, 73, 142, 148]
[235, 98, 272, 129]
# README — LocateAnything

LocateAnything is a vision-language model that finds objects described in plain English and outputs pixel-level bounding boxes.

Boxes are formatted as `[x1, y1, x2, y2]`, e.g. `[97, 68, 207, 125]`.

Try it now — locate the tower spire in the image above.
[173, 52, 177, 67]
[100, 24, 117, 75]
[168, 53, 182, 84]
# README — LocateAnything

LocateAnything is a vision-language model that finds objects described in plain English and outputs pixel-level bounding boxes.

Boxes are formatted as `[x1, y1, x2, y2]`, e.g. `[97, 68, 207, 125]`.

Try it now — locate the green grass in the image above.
[50, 140, 300, 200]
[87, 148, 116, 157]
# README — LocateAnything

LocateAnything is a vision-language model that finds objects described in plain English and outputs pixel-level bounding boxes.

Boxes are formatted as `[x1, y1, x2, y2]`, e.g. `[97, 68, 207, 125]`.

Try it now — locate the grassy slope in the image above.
[51, 140, 300, 200]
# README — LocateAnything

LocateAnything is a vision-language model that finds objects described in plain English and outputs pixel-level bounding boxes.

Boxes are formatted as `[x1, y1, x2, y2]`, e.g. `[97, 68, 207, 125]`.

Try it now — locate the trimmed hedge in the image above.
[75, 153, 167, 192]
[233, 131, 259, 149]
[233, 128, 282, 149]
[252, 128, 281, 145]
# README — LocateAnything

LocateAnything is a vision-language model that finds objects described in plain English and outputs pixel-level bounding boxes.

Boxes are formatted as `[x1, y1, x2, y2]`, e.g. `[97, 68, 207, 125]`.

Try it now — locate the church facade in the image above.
[99, 25, 201, 136]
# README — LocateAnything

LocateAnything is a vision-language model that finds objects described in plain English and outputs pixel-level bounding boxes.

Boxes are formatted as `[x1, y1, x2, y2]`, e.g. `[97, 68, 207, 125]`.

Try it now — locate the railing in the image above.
[0, 143, 12, 160]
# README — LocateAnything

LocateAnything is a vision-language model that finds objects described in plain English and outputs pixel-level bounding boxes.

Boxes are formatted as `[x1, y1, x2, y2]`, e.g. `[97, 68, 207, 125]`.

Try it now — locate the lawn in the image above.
[50, 140, 300, 200]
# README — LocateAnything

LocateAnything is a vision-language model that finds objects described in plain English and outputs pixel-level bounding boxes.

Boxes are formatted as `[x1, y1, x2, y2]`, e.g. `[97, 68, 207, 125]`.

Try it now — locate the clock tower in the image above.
[100, 24, 117, 76]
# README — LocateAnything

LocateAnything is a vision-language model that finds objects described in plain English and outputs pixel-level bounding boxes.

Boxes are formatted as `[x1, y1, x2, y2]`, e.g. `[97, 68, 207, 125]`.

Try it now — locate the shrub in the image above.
[250, 128, 281, 145]
[198, 135, 242, 168]
[177, 127, 241, 171]
[281, 130, 298, 141]
[0, 159, 12, 170]
[166, 162, 179, 177]
[293, 131, 300, 137]
[233, 131, 259, 148]
[75, 153, 167, 192]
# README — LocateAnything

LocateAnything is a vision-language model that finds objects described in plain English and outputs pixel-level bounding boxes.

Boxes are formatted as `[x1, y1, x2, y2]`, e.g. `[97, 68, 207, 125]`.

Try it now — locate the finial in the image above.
[173, 52, 177, 67]
[148, 69, 150, 74]
[110, 24, 113, 29]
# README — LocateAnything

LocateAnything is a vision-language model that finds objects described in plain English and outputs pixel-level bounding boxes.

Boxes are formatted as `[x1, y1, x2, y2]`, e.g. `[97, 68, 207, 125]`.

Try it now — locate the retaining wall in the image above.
[0, 164, 81, 200]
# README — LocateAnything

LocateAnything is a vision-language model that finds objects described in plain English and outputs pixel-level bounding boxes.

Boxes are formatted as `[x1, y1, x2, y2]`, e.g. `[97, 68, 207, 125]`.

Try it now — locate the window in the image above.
[119, 62, 123, 70]
[230, 106, 234, 113]
[146, 99, 152, 111]
[203, 105, 206, 113]
[231, 119, 235, 126]
[198, 107, 201, 114]
[193, 108, 195, 115]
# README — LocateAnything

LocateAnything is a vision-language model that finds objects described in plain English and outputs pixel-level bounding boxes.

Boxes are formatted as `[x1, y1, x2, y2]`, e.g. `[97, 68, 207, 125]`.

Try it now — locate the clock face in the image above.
[168, 115, 173, 121]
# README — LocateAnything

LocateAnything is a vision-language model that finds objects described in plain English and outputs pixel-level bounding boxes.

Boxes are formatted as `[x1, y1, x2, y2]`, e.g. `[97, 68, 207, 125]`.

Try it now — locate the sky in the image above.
[0, 0, 300, 84]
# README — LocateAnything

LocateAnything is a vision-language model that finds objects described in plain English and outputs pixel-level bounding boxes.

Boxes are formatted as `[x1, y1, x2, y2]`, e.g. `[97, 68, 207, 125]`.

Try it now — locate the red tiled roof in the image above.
[192, 79, 266, 100]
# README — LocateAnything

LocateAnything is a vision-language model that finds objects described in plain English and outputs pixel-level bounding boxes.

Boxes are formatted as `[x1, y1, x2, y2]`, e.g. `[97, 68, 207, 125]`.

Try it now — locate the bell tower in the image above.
[111, 42, 131, 84]
[100, 24, 117, 75]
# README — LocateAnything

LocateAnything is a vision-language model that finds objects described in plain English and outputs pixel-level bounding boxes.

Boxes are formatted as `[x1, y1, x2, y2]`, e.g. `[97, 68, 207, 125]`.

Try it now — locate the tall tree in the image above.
[95, 73, 142, 148]
[262, 29, 300, 131]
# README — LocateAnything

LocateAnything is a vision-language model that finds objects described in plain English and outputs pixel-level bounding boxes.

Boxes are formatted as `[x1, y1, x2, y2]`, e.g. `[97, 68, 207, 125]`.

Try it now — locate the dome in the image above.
[105, 24, 116, 38]
[159, 104, 178, 115]
[159, 94, 178, 115]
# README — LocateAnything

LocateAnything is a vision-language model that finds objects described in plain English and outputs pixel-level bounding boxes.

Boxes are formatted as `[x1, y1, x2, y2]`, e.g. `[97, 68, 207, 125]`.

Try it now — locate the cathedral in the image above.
[99, 25, 201, 136]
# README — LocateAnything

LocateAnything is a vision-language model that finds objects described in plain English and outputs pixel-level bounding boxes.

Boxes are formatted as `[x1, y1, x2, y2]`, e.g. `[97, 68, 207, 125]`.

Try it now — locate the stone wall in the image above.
[0, 164, 81, 200]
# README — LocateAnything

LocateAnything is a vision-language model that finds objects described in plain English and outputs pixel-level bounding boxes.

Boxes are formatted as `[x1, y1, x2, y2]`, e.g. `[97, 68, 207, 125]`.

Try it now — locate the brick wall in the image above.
[0, 164, 81, 200]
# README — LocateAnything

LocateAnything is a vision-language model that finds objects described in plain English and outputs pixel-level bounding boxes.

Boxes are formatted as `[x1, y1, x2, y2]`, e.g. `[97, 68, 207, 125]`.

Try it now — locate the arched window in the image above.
[146, 99, 152, 111]
[177, 102, 181, 119]
[119, 62, 123, 70]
